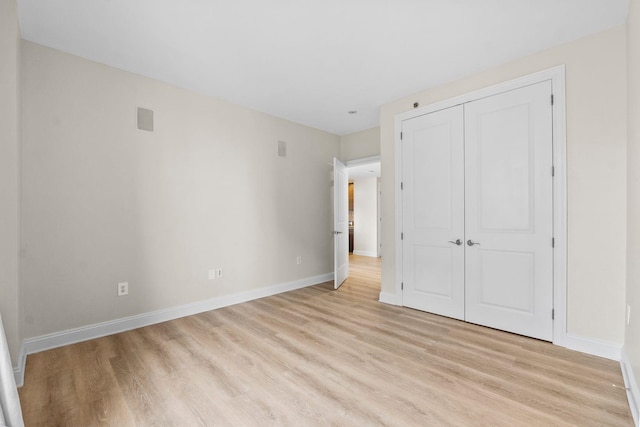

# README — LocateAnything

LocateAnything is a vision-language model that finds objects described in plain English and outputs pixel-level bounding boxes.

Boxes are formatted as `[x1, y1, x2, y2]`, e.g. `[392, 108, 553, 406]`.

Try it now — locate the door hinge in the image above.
[551, 94, 554, 105]
[552, 309, 555, 320]
[552, 237, 555, 248]
[552, 166, 555, 177]
[401, 182, 403, 190]
[401, 232, 404, 240]
[401, 282, 404, 290]
[400, 131, 403, 140]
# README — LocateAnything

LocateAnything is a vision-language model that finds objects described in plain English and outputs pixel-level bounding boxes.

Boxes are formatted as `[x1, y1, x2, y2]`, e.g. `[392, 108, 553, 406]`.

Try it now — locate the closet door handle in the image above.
[467, 240, 480, 246]
[448, 239, 462, 246]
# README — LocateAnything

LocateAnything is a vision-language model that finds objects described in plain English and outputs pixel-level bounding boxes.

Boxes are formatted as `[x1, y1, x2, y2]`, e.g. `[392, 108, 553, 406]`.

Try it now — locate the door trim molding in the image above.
[394, 65, 567, 346]
[345, 155, 381, 167]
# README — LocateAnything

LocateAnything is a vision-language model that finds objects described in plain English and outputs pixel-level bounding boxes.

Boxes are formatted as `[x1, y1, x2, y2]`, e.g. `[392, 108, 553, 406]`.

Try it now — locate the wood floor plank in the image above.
[18, 255, 633, 426]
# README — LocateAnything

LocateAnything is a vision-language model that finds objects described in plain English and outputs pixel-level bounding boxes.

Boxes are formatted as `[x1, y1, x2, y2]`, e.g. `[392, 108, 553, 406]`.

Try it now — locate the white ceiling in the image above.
[17, 0, 628, 135]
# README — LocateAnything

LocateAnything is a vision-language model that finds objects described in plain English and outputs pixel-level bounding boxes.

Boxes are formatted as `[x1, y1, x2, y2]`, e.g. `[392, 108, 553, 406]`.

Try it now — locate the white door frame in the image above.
[345, 155, 381, 168]
[394, 66, 567, 347]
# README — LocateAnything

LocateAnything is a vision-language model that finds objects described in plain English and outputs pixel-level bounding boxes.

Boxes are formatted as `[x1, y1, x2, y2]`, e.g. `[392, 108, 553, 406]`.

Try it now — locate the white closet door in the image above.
[401, 105, 465, 320]
[464, 81, 554, 341]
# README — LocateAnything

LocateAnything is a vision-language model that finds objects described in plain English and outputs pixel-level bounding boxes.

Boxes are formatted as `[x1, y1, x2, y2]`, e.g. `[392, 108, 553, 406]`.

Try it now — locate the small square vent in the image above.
[277, 140, 286, 157]
[137, 107, 154, 132]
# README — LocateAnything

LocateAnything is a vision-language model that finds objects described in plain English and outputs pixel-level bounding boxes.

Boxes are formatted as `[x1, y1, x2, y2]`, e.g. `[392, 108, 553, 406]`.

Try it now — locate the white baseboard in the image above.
[13, 346, 25, 387]
[378, 291, 399, 306]
[353, 250, 379, 258]
[622, 349, 640, 427]
[564, 333, 622, 361]
[13, 272, 332, 387]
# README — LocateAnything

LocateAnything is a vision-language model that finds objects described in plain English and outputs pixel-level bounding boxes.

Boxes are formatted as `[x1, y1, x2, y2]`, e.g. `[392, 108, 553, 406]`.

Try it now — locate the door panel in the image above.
[464, 81, 553, 341]
[477, 103, 533, 231]
[334, 157, 348, 289]
[478, 250, 534, 312]
[414, 246, 455, 297]
[413, 127, 453, 230]
[402, 106, 465, 319]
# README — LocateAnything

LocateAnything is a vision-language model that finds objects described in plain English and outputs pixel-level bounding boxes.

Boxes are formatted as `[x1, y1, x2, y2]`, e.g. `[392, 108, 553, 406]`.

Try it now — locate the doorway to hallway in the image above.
[347, 158, 381, 260]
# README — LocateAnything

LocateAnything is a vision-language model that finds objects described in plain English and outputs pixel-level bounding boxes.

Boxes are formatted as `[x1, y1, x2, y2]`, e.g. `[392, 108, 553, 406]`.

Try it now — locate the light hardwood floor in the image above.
[19, 255, 633, 426]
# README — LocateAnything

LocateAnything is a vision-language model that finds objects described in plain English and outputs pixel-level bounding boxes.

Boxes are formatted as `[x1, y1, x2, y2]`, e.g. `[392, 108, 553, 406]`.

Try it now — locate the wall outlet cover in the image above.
[118, 282, 129, 296]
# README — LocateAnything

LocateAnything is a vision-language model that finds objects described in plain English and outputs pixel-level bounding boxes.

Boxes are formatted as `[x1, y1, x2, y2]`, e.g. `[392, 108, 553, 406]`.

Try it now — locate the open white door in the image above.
[334, 157, 349, 289]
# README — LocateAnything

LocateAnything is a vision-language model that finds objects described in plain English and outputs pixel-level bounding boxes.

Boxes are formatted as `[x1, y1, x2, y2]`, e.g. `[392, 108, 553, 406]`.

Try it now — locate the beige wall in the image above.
[353, 176, 378, 256]
[0, 0, 21, 366]
[20, 41, 340, 339]
[626, 0, 640, 397]
[381, 25, 628, 344]
[339, 127, 380, 162]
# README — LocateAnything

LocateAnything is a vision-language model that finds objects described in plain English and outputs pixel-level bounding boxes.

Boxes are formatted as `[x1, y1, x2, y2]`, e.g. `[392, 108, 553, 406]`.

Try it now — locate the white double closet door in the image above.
[401, 81, 554, 341]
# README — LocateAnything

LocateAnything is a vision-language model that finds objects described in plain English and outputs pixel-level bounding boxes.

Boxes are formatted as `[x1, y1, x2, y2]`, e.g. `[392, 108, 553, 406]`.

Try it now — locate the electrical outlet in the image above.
[628, 304, 632, 325]
[216, 268, 223, 278]
[117, 282, 129, 296]
[297, 256, 302, 265]
[208, 269, 216, 280]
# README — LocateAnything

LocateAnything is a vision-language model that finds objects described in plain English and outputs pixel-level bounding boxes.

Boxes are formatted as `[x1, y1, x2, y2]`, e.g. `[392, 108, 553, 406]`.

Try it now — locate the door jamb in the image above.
[393, 65, 567, 346]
